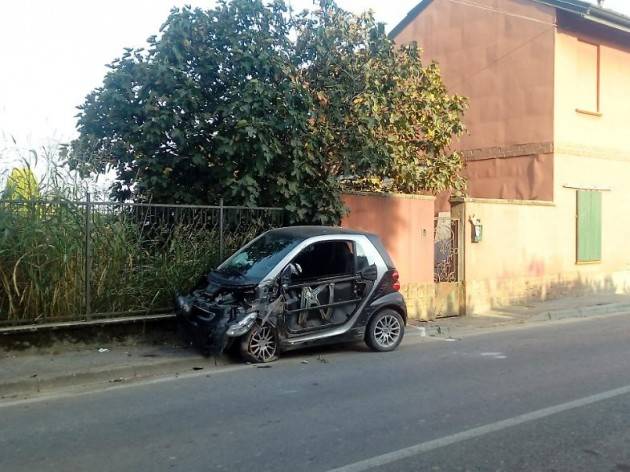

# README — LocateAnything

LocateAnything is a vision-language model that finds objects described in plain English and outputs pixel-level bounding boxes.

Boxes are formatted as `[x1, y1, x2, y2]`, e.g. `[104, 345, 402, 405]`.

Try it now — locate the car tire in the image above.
[240, 323, 279, 363]
[365, 309, 405, 352]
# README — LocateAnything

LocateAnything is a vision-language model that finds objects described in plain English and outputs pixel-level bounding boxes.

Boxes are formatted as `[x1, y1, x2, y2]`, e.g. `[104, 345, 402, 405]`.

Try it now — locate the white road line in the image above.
[327, 383, 630, 472]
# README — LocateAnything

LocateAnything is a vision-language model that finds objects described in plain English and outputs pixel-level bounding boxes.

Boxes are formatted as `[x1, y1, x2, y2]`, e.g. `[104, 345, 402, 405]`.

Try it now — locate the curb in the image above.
[531, 303, 630, 322]
[411, 303, 630, 340]
[0, 356, 231, 399]
[0, 314, 176, 335]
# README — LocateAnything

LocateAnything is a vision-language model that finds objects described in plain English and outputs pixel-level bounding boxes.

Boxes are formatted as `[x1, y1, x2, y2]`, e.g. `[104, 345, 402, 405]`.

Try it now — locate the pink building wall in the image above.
[341, 193, 435, 285]
[393, 0, 556, 203]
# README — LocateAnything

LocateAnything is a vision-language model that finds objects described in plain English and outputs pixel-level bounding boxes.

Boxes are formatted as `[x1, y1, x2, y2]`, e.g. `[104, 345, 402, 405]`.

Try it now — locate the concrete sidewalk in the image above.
[410, 293, 630, 338]
[0, 342, 225, 399]
[2, 293, 630, 400]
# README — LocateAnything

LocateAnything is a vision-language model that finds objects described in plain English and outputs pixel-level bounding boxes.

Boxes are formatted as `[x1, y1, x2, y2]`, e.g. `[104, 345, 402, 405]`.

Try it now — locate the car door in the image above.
[283, 240, 367, 334]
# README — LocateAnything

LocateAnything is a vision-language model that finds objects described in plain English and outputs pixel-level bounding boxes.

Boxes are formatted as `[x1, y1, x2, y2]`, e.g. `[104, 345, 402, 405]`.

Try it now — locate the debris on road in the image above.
[317, 355, 329, 364]
[412, 326, 427, 337]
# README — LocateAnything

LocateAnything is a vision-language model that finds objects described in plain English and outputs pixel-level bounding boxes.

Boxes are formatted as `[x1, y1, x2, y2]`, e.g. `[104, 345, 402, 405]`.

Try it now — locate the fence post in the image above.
[219, 198, 224, 261]
[84, 192, 92, 319]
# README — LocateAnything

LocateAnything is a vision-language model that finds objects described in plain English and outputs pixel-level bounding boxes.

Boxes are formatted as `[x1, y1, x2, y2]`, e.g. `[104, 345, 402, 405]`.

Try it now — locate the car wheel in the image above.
[366, 309, 404, 352]
[240, 323, 279, 363]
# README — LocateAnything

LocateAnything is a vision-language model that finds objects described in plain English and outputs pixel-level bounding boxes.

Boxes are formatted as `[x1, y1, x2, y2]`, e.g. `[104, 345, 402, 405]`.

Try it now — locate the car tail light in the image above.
[392, 271, 400, 292]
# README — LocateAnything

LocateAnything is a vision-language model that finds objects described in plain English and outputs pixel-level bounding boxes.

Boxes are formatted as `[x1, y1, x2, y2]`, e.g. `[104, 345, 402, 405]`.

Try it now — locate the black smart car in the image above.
[176, 226, 406, 362]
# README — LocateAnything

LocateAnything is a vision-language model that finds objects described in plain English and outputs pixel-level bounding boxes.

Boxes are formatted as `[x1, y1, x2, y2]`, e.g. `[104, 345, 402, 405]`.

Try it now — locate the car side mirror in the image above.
[281, 263, 302, 287]
[359, 264, 378, 281]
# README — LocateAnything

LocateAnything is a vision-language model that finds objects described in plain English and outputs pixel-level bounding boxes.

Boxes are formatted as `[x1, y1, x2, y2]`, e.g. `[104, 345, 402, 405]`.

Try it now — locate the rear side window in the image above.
[293, 241, 355, 280]
[366, 235, 394, 268]
[355, 239, 377, 272]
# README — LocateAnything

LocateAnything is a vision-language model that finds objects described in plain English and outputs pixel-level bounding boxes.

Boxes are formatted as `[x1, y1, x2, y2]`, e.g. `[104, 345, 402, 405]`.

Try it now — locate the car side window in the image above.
[355, 239, 376, 272]
[293, 241, 355, 280]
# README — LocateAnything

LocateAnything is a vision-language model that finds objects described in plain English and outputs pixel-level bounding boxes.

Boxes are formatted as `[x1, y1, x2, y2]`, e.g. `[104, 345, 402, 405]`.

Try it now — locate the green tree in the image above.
[293, 2, 467, 195]
[68, 0, 465, 224]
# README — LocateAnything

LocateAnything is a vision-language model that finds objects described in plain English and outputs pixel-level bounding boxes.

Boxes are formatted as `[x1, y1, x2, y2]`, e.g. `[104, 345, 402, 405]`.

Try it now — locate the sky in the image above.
[0, 0, 628, 163]
[0, 0, 417, 155]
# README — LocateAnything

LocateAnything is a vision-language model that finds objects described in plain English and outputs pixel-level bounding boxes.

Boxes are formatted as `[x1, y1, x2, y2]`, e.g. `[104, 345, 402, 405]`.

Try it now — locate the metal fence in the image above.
[434, 217, 460, 283]
[0, 198, 286, 326]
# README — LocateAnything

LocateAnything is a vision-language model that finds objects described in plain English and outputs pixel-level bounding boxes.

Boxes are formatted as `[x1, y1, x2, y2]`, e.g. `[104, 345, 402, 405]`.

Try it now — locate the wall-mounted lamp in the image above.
[469, 215, 483, 243]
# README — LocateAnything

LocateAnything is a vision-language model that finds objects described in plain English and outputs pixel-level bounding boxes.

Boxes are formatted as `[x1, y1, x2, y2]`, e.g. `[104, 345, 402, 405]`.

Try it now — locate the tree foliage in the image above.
[68, 0, 466, 224]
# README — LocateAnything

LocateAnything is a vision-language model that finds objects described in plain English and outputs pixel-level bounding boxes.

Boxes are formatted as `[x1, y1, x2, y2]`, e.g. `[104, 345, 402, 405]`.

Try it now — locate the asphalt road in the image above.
[2, 314, 630, 472]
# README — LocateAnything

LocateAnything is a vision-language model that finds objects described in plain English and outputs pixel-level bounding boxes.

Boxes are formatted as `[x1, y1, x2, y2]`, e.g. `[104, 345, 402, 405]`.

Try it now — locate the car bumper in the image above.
[177, 310, 228, 354]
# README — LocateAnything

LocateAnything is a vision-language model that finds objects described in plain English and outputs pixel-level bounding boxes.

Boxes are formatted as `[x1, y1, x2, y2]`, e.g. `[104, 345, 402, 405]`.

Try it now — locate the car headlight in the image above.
[176, 295, 192, 315]
[226, 312, 258, 337]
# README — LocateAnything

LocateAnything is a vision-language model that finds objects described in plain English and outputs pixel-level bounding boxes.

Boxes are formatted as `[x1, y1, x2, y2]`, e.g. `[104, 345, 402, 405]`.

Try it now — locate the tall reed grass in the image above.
[0, 146, 284, 325]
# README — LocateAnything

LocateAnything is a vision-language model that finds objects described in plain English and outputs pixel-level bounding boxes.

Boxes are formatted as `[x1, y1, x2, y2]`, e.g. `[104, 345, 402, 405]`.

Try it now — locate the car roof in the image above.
[265, 226, 395, 269]
[266, 226, 376, 239]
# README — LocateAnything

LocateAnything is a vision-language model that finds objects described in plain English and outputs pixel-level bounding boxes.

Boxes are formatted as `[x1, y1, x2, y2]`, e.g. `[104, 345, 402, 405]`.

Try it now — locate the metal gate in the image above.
[433, 217, 464, 318]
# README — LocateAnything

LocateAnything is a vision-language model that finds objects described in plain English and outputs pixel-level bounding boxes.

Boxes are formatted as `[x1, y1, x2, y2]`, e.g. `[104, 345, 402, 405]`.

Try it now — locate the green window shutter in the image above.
[577, 190, 602, 263]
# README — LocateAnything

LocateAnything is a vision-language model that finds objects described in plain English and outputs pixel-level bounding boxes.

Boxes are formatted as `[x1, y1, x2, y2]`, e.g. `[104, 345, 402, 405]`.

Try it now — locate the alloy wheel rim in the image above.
[374, 314, 401, 348]
[249, 326, 277, 361]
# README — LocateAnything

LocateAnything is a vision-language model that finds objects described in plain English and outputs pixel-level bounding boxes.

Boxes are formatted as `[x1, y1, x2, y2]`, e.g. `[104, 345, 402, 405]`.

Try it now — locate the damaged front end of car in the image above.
[176, 279, 284, 357]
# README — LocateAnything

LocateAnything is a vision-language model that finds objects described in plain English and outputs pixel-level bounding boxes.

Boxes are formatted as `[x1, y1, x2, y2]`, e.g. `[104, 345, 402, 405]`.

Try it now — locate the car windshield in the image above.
[213, 232, 301, 284]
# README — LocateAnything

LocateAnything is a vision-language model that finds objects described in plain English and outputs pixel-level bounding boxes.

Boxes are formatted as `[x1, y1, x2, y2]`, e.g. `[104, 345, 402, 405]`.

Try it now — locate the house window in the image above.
[576, 190, 602, 264]
[576, 40, 600, 114]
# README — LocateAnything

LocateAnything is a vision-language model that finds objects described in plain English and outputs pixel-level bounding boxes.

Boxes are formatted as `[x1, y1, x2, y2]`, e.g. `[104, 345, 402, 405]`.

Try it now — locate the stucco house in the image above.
[389, 0, 630, 313]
